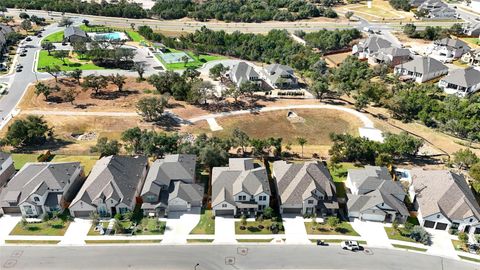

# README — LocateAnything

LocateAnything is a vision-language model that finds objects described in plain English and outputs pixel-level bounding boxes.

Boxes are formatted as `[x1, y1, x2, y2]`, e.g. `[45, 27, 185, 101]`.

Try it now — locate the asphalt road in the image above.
[0, 245, 477, 270]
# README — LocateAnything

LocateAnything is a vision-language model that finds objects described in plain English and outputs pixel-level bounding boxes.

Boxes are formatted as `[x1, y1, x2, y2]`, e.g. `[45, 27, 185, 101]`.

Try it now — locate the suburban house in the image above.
[262, 64, 298, 89]
[394, 56, 448, 83]
[461, 49, 480, 67]
[370, 47, 411, 67]
[272, 160, 338, 216]
[418, 0, 457, 19]
[345, 166, 409, 223]
[140, 154, 203, 216]
[0, 24, 13, 52]
[63, 26, 89, 44]
[228, 61, 261, 88]
[438, 67, 480, 97]
[409, 169, 480, 234]
[0, 162, 84, 217]
[352, 35, 392, 60]
[430, 38, 470, 60]
[211, 158, 270, 216]
[463, 23, 480, 37]
[69, 155, 148, 218]
[0, 152, 15, 188]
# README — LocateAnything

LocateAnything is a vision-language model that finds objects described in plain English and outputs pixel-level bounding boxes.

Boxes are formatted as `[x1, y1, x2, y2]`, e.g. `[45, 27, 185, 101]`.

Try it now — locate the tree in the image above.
[68, 69, 83, 84]
[381, 132, 423, 158]
[209, 63, 227, 80]
[53, 50, 69, 65]
[44, 64, 62, 82]
[72, 40, 88, 57]
[41, 42, 56, 56]
[354, 93, 369, 111]
[60, 88, 77, 104]
[90, 137, 121, 157]
[59, 17, 73, 27]
[231, 128, 250, 155]
[310, 59, 329, 77]
[109, 73, 127, 92]
[389, 0, 411, 11]
[345, 11, 354, 20]
[375, 153, 393, 167]
[188, 80, 214, 105]
[113, 219, 124, 234]
[263, 207, 274, 219]
[198, 143, 229, 195]
[470, 163, 480, 182]
[310, 76, 330, 100]
[19, 12, 29, 19]
[452, 149, 479, 169]
[449, 23, 464, 36]
[4, 116, 51, 148]
[20, 19, 32, 31]
[326, 216, 340, 229]
[136, 96, 169, 122]
[458, 231, 469, 244]
[297, 137, 307, 158]
[239, 81, 260, 100]
[181, 55, 189, 67]
[133, 62, 146, 81]
[403, 23, 417, 38]
[331, 56, 371, 96]
[81, 75, 108, 95]
[34, 82, 54, 101]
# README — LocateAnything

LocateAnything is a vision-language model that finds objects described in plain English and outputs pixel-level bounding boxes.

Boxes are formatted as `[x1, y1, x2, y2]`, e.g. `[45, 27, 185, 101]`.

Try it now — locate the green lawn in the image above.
[235, 220, 284, 235]
[384, 227, 416, 243]
[330, 162, 359, 183]
[237, 238, 273, 242]
[136, 219, 166, 235]
[459, 255, 480, 263]
[10, 220, 70, 236]
[461, 37, 479, 46]
[11, 153, 39, 170]
[80, 25, 144, 42]
[187, 239, 214, 243]
[42, 31, 64, 44]
[310, 239, 367, 244]
[86, 240, 161, 244]
[392, 244, 427, 252]
[190, 210, 215, 234]
[5, 240, 60, 245]
[156, 51, 227, 70]
[51, 155, 99, 174]
[126, 30, 144, 42]
[305, 221, 359, 236]
[452, 239, 468, 252]
[37, 50, 105, 71]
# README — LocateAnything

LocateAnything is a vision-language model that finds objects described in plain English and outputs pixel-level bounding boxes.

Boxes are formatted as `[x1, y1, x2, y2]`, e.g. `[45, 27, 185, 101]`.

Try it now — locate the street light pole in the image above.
[194, 263, 200, 270]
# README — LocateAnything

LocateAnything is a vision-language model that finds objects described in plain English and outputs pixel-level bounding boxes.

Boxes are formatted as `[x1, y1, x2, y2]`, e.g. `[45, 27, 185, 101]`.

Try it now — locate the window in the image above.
[33, 197, 40, 202]
[222, 203, 227, 208]
[307, 200, 314, 204]
[258, 205, 265, 210]
[119, 207, 128, 214]
[239, 195, 246, 201]
[23, 205, 33, 215]
[470, 218, 474, 222]
[437, 214, 441, 218]
[146, 195, 156, 202]
[259, 195, 267, 201]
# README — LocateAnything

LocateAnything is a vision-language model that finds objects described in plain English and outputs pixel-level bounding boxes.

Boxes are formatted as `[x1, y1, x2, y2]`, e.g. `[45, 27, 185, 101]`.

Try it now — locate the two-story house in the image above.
[0, 162, 84, 217]
[346, 166, 409, 223]
[212, 158, 270, 216]
[141, 154, 203, 216]
[394, 56, 448, 83]
[438, 67, 480, 97]
[228, 62, 261, 88]
[352, 35, 392, 60]
[430, 38, 470, 60]
[0, 152, 15, 188]
[272, 160, 338, 216]
[461, 49, 480, 67]
[370, 47, 411, 67]
[69, 155, 148, 218]
[262, 64, 298, 89]
[410, 169, 480, 234]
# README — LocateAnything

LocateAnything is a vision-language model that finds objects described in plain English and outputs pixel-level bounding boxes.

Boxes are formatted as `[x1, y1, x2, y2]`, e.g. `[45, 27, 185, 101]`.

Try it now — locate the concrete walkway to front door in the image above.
[213, 216, 237, 244]
[283, 215, 310, 244]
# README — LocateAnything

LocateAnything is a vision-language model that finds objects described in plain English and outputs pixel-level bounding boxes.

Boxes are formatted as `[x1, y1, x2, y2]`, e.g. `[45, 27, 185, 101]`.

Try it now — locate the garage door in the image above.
[215, 209, 234, 216]
[168, 205, 187, 212]
[282, 208, 302, 214]
[73, 210, 92, 218]
[435, 222, 448, 230]
[423, 220, 435, 228]
[2, 207, 20, 214]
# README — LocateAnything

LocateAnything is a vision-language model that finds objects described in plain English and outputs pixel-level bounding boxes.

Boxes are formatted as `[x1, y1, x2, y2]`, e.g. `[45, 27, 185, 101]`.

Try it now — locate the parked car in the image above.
[316, 240, 328, 246]
[19, 53, 26, 57]
[16, 64, 23, 69]
[37, 34, 42, 38]
[341, 241, 360, 251]
[468, 244, 478, 254]
[25, 37, 32, 41]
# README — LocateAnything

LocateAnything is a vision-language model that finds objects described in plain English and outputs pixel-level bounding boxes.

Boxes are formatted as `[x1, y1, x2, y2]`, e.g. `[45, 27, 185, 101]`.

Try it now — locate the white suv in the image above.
[341, 240, 360, 251]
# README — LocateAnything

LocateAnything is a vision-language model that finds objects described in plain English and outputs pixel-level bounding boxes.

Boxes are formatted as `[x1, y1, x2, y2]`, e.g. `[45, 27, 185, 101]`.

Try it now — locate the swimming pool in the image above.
[90, 32, 129, 41]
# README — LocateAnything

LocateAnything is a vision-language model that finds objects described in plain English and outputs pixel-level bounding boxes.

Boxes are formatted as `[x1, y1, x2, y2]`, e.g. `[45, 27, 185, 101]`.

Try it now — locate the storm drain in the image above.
[225, 257, 235, 265]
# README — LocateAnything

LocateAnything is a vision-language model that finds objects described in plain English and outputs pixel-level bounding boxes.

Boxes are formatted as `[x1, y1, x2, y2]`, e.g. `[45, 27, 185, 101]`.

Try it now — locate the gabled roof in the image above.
[411, 169, 480, 221]
[70, 155, 147, 207]
[358, 36, 392, 53]
[141, 154, 196, 197]
[264, 64, 296, 85]
[440, 67, 480, 88]
[0, 162, 81, 207]
[64, 26, 87, 38]
[434, 38, 469, 50]
[230, 62, 259, 86]
[377, 47, 411, 57]
[0, 152, 12, 170]
[395, 56, 448, 75]
[211, 158, 270, 208]
[273, 160, 336, 205]
[168, 181, 203, 203]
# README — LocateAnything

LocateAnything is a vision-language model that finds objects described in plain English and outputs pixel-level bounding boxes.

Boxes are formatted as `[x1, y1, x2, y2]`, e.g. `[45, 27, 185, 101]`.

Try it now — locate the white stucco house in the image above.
[394, 56, 448, 83]
[438, 67, 480, 97]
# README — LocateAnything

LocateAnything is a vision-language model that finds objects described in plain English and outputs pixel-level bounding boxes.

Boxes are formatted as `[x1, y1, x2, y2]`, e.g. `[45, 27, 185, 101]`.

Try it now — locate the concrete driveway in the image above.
[426, 229, 458, 259]
[0, 215, 21, 244]
[162, 207, 201, 244]
[283, 215, 310, 244]
[351, 219, 392, 248]
[59, 218, 91, 245]
[213, 216, 236, 244]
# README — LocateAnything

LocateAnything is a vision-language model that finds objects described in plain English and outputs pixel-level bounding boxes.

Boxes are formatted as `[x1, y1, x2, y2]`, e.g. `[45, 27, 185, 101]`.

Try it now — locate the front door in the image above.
[111, 207, 117, 216]
[465, 225, 471, 233]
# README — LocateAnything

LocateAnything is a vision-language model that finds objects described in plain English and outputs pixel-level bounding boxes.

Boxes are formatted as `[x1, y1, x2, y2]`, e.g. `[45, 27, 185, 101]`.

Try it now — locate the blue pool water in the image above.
[94, 32, 123, 41]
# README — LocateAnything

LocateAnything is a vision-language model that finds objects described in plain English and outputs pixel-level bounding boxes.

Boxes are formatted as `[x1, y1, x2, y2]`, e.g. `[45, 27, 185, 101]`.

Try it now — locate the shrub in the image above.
[326, 216, 340, 228]
[448, 228, 458, 235]
[240, 215, 247, 226]
[404, 222, 414, 232]
[256, 214, 264, 223]
[409, 225, 431, 245]
[240, 225, 246, 230]
[263, 207, 274, 219]
[458, 232, 469, 244]
[258, 224, 264, 230]
[114, 213, 122, 221]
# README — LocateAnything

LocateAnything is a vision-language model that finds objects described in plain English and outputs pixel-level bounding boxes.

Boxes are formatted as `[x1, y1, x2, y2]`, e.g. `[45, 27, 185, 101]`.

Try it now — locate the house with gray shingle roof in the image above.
[461, 49, 480, 67]
[418, 0, 457, 19]
[0, 24, 13, 53]
[0, 162, 84, 217]
[352, 35, 392, 60]
[63, 26, 89, 44]
[410, 169, 480, 234]
[371, 47, 411, 67]
[228, 62, 261, 88]
[346, 166, 408, 223]
[140, 154, 203, 216]
[394, 56, 448, 83]
[438, 67, 480, 97]
[272, 160, 338, 216]
[463, 23, 480, 37]
[212, 158, 270, 216]
[69, 155, 147, 218]
[262, 64, 298, 89]
[431, 37, 470, 60]
[0, 152, 15, 190]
